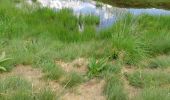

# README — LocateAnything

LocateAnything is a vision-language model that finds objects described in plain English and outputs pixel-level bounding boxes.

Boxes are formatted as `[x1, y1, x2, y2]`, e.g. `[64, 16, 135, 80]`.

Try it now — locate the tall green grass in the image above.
[101, 14, 170, 65]
[2, 0, 170, 66]
[0, 1, 98, 42]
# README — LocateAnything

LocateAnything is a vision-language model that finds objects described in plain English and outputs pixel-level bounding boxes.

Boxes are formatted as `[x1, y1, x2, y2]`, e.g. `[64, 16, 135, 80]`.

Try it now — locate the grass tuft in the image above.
[104, 76, 128, 100]
[126, 71, 170, 88]
[62, 72, 84, 88]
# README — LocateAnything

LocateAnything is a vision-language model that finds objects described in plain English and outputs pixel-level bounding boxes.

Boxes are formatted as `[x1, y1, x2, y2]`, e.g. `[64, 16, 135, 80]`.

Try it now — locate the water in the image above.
[36, 0, 170, 28]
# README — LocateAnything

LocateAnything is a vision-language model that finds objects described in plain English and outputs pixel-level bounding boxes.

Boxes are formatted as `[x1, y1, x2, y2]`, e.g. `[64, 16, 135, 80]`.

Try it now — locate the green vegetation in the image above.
[87, 58, 107, 78]
[36, 58, 65, 80]
[104, 76, 128, 100]
[79, 15, 100, 25]
[0, 0, 170, 100]
[62, 72, 84, 88]
[36, 89, 57, 100]
[0, 52, 11, 71]
[0, 76, 57, 100]
[135, 88, 170, 100]
[126, 71, 170, 88]
[147, 55, 170, 68]
[110, 14, 170, 64]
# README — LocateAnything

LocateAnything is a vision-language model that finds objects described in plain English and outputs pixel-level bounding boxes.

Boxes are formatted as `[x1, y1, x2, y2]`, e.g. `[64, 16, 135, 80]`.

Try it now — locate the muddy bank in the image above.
[97, 0, 170, 9]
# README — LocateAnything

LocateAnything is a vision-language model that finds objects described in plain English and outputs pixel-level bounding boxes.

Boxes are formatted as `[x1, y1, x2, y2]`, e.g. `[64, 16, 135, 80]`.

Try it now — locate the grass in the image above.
[108, 14, 170, 65]
[0, 76, 31, 100]
[0, 0, 170, 100]
[36, 89, 57, 100]
[87, 58, 108, 78]
[0, 76, 57, 100]
[135, 88, 170, 100]
[102, 61, 127, 100]
[104, 75, 128, 100]
[2, 0, 170, 67]
[0, 52, 11, 71]
[126, 71, 170, 88]
[79, 15, 100, 25]
[62, 72, 84, 88]
[39, 60, 65, 80]
[147, 55, 170, 69]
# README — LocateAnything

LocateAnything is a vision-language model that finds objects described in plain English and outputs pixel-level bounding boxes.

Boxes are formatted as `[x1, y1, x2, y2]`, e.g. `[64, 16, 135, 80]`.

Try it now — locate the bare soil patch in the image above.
[62, 79, 106, 100]
[0, 65, 44, 88]
[0, 64, 106, 100]
[56, 58, 88, 74]
[0, 65, 62, 92]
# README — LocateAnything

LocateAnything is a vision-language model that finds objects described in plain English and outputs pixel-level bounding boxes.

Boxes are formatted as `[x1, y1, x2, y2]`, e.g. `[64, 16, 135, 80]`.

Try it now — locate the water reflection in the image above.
[128, 8, 170, 15]
[37, 0, 170, 28]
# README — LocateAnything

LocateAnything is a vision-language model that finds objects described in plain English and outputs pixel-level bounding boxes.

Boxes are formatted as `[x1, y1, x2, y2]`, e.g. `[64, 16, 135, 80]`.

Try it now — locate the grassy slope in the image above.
[0, 0, 170, 100]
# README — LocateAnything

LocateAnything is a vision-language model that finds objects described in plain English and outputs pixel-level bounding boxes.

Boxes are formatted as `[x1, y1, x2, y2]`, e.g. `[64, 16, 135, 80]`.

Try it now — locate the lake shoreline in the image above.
[97, 0, 170, 9]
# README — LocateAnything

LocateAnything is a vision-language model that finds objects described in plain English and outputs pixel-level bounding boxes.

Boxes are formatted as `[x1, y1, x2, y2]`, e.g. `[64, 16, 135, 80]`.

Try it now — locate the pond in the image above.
[35, 0, 170, 28]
